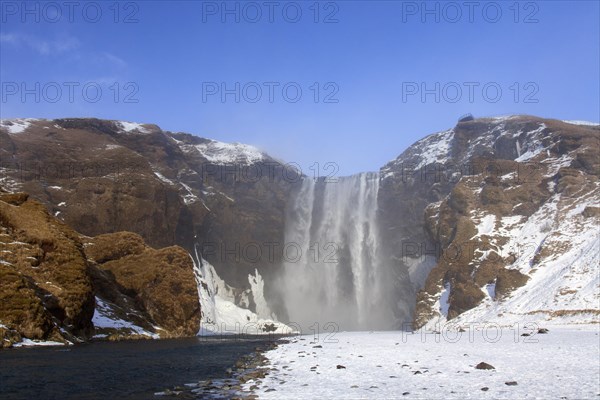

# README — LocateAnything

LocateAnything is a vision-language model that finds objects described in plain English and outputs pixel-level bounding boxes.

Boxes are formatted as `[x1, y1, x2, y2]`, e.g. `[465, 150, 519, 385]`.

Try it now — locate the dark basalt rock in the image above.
[475, 362, 495, 370]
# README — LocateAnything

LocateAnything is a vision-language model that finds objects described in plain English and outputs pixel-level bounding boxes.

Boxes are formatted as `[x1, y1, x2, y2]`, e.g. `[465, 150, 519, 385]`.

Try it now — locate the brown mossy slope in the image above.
[0, 191, 200, 347]
[0, 118, 294, 295]
[0, 192, 94, 346]
[86, 232, 200, 337]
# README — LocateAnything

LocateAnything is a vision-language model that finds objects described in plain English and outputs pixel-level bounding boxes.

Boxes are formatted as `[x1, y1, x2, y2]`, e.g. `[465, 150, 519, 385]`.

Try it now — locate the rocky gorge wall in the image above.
[0, 118, 295, 295]
[1, 115, 598, 341]
[0, 191, 200, 347]
[378, 116, 599, 328]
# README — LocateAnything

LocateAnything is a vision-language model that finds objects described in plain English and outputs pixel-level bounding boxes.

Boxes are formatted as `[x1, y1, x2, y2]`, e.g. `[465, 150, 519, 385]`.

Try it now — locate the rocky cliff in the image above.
[0, 189, 200, 348]
[2, 115, 598, 335]
[0, 118, 295, 299]
[379, 116, 599, 327]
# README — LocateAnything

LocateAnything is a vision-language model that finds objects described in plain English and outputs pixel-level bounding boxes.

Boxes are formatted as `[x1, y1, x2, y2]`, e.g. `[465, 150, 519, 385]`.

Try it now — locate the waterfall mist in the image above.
[276, 172, 409, 331]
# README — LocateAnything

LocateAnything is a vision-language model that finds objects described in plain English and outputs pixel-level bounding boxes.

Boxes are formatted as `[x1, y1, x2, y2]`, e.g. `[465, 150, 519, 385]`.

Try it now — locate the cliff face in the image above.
[0, 118, 295, 295]
[379, 116, 599, 327]
[0, 191, 200, 347]
[2, 115, 598, 335]
[0, 192, 94, 346]
[86, 232, 201, 338]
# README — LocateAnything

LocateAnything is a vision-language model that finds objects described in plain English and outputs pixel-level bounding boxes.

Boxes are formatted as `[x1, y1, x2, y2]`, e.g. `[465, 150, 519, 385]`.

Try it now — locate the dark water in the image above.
[0, 337, 275, 400]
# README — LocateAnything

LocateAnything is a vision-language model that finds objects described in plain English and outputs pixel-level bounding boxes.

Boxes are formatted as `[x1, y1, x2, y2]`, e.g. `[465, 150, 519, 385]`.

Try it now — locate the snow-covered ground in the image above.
[247, 327, 600, 399]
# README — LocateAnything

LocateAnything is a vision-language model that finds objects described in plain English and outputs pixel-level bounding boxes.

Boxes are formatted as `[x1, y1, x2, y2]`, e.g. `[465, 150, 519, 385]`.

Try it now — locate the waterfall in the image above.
[277, 172, 399, 331]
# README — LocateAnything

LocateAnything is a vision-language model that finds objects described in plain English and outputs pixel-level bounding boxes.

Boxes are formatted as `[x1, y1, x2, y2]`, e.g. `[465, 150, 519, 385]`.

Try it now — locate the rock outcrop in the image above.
[0, 118, 294, 300]
[2, 115, 598, 333]
[0, 191, 94, 346]
[87, 232, 200, 337]
[0, 189, 200, 347]
[380, 116, 599, 327]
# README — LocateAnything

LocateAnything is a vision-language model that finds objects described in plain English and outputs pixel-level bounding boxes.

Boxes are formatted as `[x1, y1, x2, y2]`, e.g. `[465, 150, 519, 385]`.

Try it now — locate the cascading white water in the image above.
[278, 172, 398, 331]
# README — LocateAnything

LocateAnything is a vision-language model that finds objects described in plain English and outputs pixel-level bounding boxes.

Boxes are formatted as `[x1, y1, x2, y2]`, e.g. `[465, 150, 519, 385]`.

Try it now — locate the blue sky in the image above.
[1, 1, 599, 176]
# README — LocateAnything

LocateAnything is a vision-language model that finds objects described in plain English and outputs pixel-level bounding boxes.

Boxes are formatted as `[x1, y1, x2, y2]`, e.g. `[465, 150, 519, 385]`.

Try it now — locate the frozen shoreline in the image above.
[244, 326, 600, 399]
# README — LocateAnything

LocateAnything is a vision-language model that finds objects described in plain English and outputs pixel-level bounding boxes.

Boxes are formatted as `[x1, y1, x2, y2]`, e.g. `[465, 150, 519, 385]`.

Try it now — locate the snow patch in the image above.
[190, 140, 264, 165]
[92, 297, 159, 338]
[153, 170, 175, 185]
[489, 115, 520, 122]
[12, 339, 65, 348]
[475, 214, 496, 237]
[439, 282, 451, 318]
[180, 182, 199, 205]
[562, 120, 600, 126]
[0, 118, 37, 134]
[117, 121, 149, 134]
[514, 124, 548, 162]
[415, 129, 454, 169]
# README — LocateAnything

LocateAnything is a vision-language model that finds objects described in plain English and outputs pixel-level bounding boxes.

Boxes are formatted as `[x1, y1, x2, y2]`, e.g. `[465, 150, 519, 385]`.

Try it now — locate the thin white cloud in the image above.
[1, 32, 127, 69]
[100, 52, 127, 68]
[0, 33, 19, 45]
[0, 32, 79, 55]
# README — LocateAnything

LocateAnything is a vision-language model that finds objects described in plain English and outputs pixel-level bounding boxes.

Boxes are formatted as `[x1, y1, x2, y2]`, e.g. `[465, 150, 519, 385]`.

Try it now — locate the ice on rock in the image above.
[191, 249, 292, 335]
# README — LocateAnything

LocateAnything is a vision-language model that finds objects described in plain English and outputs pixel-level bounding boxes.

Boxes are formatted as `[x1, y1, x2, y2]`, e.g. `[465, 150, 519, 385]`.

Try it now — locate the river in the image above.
[0, 337, 275, 399]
